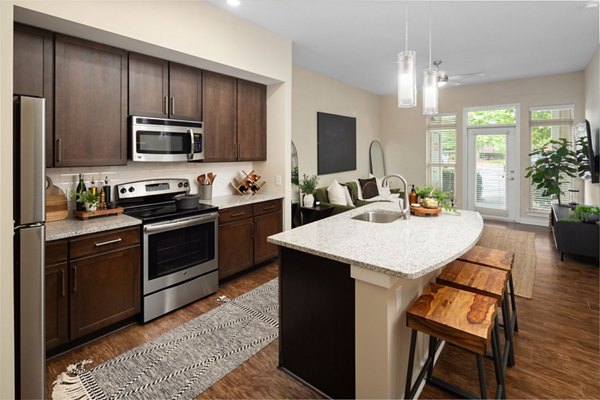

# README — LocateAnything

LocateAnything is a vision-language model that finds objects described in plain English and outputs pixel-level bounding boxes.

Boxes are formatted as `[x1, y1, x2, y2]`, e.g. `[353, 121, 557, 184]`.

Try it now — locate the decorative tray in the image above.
[410, 205, 441, 217]
[74, 206, 124, 220]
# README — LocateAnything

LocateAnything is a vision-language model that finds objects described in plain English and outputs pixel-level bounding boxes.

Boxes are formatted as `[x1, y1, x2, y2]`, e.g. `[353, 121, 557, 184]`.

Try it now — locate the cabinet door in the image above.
[70, 246, 141, 339]
[202, 71, 237, 162]
[55, 35, 128, 167]
[169, 62, 201, 121]
[45, 262, 69, 351]
[237, 79, 266, 161]
[254, 211, 282, 264]
[45, 240, 68, 351]
[13, 24, 54, 168]
[218, 218, 254, 280]
[128, 53, 169, 118]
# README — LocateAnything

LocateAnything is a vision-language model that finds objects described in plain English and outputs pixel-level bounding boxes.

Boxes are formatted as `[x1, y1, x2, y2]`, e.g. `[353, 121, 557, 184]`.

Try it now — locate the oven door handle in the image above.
[187, 128, 195, 160]
[144, 212, 217, 234]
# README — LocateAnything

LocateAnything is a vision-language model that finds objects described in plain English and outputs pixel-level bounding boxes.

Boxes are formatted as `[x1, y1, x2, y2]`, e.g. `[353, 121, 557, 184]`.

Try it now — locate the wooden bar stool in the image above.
[437, 260, 515, 368]
[405, 283, 505, 399]
[459, 245, 519, 332]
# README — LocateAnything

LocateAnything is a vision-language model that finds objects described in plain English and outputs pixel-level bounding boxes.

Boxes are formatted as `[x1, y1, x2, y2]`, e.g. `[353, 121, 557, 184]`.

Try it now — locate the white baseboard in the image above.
[516, 216, 549, 227]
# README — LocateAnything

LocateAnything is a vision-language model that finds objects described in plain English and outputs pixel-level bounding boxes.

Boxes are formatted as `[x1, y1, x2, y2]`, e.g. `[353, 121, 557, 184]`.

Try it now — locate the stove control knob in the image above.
[178, 182, 183, 188]
[129, 187, 135, 193]
[183, 182, 189, 188]
[120, 187, 126, 194]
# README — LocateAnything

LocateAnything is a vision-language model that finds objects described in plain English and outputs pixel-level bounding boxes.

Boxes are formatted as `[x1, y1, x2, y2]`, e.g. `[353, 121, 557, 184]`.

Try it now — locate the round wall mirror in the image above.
[369, 140, 385, 178]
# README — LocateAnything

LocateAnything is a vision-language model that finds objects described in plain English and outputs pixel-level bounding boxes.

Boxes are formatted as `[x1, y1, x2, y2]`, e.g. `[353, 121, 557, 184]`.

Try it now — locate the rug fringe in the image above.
[52, 360, 93, 400]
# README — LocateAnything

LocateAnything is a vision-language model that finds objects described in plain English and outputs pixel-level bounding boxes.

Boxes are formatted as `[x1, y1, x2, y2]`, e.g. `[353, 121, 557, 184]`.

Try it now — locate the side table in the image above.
[300, 204, 335, 225]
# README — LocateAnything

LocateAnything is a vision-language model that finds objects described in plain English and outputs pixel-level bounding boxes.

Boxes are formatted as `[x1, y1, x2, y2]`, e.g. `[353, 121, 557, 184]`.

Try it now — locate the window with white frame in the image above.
[529, 105, 575, 212]
[427, 113, 457, 197]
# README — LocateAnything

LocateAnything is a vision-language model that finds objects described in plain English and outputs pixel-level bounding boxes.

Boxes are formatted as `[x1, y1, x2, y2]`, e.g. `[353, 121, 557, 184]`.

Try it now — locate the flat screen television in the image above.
[577, 119, 599, 183]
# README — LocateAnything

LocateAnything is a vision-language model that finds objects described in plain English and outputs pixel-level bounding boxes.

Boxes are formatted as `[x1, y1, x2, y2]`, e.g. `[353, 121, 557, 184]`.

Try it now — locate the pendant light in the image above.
[422, 1, 438, 115]
[397, 6, 416, 108]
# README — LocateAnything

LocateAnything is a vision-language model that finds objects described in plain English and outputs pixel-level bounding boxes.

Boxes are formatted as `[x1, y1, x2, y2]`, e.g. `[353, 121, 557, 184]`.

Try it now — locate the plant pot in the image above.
[303, 193, 315, 208]
[85, 201, 98, 212]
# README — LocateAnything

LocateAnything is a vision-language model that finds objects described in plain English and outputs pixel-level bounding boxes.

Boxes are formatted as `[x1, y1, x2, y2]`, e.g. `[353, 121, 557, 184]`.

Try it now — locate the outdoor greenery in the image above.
[467, 108, 516, 126]
[298, 174, 319, 194]
[415, 185, 459, 214]
[525, 138, 578, 205]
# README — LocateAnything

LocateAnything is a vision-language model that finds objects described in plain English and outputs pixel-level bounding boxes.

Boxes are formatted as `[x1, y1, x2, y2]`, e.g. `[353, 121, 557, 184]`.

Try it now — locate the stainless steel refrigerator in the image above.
[13, 96, 45, 399]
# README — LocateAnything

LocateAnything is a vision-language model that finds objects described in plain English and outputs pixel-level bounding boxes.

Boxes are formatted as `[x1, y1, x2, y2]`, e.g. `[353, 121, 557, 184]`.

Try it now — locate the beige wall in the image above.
[292, 66, 382, 188]
[381, 71, 585, 223]
[584, 45, 600, 205]
[2, 1, 292, 395]
[0, 4, 14, 399]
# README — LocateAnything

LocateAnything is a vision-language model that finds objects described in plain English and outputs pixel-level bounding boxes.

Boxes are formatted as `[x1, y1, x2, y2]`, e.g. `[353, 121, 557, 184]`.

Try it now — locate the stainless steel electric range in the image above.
[115, 178, 219, 322]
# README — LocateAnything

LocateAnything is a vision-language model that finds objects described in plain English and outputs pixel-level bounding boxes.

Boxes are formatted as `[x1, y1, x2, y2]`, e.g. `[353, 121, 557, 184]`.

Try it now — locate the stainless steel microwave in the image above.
[130, 116, 204, 162]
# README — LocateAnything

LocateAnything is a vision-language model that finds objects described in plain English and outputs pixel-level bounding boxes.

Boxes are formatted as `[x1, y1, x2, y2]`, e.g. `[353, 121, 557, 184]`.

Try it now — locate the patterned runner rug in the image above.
[52, 279, 279, 400]
[477, 226, 537, 299]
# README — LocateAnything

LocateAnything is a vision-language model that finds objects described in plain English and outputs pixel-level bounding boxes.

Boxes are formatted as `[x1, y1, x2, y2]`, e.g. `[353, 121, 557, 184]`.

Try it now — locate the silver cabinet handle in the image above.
[231, 212, 246, 217]
[164, 97, 168, 115]
[56, 138, 62, 163]
[188, 128, 194, 160]
[61, 269, 66, 297]
[72, 266, 77, 293]
[94, 238, 122, 247]
[170, 97, 175, 115]
[262, 205, 275, 211]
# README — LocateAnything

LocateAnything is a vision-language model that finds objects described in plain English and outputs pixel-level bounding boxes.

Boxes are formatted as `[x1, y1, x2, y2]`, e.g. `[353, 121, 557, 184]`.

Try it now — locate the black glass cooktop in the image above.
[123, 202, 218, 224]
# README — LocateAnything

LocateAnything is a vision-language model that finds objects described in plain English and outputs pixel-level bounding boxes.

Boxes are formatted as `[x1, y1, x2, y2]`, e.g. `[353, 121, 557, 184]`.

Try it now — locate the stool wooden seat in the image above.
[405, 283, 505, 399]
[437, 260, 515, 368]
[459, 245, 519, 333]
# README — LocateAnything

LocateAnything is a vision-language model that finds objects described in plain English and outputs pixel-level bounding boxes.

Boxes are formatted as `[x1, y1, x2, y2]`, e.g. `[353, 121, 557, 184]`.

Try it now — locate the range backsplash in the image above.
[46, 161, 254, 210]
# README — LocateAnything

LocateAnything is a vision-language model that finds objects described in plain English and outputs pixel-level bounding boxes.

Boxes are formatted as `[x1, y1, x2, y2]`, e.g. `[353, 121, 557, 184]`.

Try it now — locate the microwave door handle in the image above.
[188, 129, 194, 160]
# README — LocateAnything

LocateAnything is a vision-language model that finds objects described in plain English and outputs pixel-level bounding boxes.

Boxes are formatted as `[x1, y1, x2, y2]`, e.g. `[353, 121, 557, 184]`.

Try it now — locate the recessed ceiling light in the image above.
[584, 1, 598, 9]
[227, 0, 241, 6]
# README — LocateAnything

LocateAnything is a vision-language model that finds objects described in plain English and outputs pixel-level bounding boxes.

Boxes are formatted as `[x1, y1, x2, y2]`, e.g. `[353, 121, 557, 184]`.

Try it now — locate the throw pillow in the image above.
[369, 173, 391, 197]
[327, 180, 348, 206]
[358, 177, 379, 199]
[354, 179, 364, 200]
[343, 185, 354, 206]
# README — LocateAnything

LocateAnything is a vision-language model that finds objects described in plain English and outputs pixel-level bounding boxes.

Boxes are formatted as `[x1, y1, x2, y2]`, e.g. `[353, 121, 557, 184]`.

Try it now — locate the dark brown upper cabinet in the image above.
[54, 35, 128, 167]
[202, 72, 267, 162]
[237, 79, 267, 161]
[13, 24, 54, 168]
[202, 71, 237, 162]
[128, 53, 201, 121]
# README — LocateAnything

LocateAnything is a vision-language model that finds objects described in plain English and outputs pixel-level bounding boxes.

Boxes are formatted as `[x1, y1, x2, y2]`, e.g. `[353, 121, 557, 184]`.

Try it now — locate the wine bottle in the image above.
[75, 173, 86, 211]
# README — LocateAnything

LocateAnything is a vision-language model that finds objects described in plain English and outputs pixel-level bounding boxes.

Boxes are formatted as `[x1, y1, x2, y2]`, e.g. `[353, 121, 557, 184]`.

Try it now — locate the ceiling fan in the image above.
[433, 60, 484, 87]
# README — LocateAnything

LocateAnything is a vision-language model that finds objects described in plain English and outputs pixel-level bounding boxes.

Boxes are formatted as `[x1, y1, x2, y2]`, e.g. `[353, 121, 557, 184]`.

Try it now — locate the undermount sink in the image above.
[351, 210, 403, 223]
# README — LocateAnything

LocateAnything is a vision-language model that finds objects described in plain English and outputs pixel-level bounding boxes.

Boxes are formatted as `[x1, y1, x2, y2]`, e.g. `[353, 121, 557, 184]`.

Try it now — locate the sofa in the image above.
[313, 179, 403, 215]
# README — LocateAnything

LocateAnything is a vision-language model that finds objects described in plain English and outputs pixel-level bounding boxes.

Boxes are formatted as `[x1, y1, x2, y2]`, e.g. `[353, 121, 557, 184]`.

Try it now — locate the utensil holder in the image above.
[200, 185, 212, 200]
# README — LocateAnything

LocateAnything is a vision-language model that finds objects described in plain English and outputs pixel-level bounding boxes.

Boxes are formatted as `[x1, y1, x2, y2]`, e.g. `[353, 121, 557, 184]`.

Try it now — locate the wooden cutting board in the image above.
[46, 177, 68, 221]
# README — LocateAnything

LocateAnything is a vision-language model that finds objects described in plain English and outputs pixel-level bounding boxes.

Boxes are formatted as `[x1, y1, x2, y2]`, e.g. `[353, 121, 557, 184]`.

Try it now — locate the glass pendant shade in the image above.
[397, 51, 417, 108]
[422, 68, 439, 115]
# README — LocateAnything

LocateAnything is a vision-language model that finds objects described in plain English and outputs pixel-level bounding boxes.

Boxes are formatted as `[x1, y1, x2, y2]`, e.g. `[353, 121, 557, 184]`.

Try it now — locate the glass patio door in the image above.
[466, 127, 517, 219]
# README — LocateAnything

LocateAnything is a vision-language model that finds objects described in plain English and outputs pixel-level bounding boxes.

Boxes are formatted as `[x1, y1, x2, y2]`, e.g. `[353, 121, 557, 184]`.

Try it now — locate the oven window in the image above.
[147, 221, 215, 280]
[137, 131, 191, 154]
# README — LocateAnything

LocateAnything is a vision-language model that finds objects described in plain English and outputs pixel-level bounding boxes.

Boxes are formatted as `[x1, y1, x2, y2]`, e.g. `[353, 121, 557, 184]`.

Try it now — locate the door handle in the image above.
[509, 177, 515, 181]
[170, 97, 175, 115]
[56, 138, 62, 163]
[61, 269, 66, 297]
[164, 97, 168, 115]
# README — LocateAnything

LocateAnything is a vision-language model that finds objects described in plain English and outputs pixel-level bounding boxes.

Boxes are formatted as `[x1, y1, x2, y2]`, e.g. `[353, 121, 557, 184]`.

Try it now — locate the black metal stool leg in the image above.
[508, 274, 519, 332]
[405, 329, 418, 399]
[426, 336, 437, 380]
[502, 293, 515, 367]
[492, 316, 506, 399]
[476, 354, 488, 399]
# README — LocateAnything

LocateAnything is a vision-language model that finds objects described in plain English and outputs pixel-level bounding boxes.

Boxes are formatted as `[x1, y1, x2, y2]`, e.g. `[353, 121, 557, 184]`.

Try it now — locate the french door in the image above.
[466, 127, 517, 220]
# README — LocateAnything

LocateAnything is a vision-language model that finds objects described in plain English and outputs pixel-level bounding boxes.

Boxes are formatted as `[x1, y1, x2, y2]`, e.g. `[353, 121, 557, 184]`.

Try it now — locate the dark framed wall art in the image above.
[317, 112, 356, 175]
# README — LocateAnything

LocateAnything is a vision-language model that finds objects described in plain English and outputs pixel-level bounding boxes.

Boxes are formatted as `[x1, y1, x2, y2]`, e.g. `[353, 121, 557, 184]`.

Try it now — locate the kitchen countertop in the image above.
[46, 214, 141, 241]
[46, 193, 283, 241]
[204, 192, 284, 210]
[268, 201, 483, 279]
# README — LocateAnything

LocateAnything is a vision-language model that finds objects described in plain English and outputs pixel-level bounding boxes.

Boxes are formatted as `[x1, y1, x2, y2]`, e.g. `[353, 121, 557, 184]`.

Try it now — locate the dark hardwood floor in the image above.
[46, 221, 600, 399]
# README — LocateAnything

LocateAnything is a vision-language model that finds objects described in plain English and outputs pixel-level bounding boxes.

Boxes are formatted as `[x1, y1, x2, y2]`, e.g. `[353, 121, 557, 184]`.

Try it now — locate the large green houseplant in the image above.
[525, 138, 578, 205]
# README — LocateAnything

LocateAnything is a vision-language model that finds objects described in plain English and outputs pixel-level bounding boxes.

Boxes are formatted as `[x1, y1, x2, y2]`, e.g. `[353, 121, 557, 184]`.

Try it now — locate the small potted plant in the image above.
[76, 190, 100, 212]
[415, 185, 459, 214]
[572, 205, 600, 223]
[299, 174, 319, 208]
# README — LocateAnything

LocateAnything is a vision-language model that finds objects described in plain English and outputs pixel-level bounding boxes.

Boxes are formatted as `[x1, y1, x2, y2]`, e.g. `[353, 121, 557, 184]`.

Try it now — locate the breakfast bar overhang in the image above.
[268, 202, 484, 399]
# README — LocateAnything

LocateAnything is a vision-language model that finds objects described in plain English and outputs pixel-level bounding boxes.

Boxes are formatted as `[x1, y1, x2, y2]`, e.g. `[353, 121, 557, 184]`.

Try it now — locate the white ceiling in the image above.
[205, 0, 600, 95]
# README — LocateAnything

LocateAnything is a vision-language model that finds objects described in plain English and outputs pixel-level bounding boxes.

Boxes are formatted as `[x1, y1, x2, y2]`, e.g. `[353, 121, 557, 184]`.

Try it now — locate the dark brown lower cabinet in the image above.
[45, 226, 141, 352]
[70, 247, 141, 339]
[45, 240, 69, 351]
[219, 199, 282, 280]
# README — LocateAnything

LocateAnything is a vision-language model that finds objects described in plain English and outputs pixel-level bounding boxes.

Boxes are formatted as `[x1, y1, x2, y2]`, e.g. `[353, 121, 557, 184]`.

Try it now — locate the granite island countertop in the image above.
[268, 202, 483, 279]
